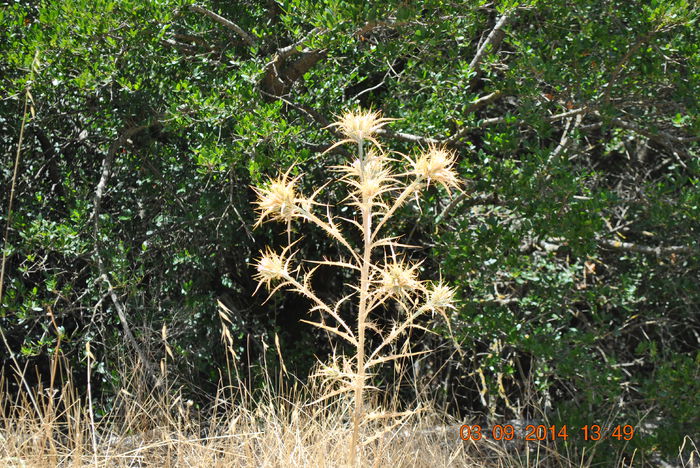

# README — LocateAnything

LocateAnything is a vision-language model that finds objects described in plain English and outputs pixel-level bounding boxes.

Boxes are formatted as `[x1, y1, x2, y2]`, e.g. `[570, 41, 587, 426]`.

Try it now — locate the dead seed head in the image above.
[338, 149, 395, 200]
[412, 144, 460, 193]
[347, 148, 387, 178]
[315, 354, 355, 382]
[253, 248, 289, 290]
[359, 177, 384, 200]
[329, 109, 394, 146]
[425, 281, 457, 317]
[380, 259, 422, 298]
[253, 172, 306, 227]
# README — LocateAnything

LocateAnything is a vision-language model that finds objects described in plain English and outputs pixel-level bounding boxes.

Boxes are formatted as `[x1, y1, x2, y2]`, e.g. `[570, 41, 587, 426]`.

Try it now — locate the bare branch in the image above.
[609, 116, 697, 146]
[549, 107, 589, 121]
[466, 90, 503, 113]
[93, 126, 149, 216]
[434, 193, 501, 225]
[92, 125, 162, 386]
[161, 38, 200, 55]
[189, 5, 257, 47]
[374, 128, 441, 146]
[446, 91, 504, 143]
[598, 238, 695, 256]
[259, 90, 353, 157]
[276, 27, 323, 61]
[603, 31, 655, 104]
[468, 13, 511, 84]
[546, 111, 584, 166]
[261, 28, 326, 96]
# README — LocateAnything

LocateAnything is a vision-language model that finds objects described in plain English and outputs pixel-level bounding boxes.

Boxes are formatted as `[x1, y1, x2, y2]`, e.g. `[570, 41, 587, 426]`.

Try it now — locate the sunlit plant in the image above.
[251, 109, 460, 465]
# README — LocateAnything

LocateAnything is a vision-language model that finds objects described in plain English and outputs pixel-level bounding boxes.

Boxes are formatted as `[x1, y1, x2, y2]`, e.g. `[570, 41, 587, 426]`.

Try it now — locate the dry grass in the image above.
[4, 358, 685, 468]
[0, 362, 504, 468]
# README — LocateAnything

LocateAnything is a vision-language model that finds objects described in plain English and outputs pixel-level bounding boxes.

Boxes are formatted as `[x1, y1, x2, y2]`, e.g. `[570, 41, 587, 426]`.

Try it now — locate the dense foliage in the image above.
[1, 0, 698, 464]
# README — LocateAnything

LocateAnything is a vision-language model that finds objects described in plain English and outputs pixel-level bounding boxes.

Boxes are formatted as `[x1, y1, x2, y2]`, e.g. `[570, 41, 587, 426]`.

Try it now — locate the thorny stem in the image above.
[300, 209, 361, 265]
[365, 306, 426, 369]
[350, 139, 370, 466]
[372, 179, 422, 241]
[282, 274, 357, 346]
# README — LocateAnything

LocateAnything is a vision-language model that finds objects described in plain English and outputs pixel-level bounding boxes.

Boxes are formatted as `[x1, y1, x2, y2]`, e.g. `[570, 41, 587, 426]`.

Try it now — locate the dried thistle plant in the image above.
[251, 109, 460, 466]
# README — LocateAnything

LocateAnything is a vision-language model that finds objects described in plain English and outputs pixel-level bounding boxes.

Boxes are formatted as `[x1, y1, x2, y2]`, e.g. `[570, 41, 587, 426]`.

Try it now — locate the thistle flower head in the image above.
[253, 247, 290, 292]
[424, 280, 457, 317]
[313, 354, 356, 384]
[335, 109, 393, 143]
[380, 258, 422, 298]
[337, 148, 395, 200]
[253, 171, 306, 227]
[411, 144, 461, 193]
[347, 148, 386, 178]
[324, 109, 395, 153]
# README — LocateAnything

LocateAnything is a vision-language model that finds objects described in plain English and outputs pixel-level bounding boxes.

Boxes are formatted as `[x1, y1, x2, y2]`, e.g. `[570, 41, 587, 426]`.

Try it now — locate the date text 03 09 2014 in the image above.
[459, 424, 635, 442]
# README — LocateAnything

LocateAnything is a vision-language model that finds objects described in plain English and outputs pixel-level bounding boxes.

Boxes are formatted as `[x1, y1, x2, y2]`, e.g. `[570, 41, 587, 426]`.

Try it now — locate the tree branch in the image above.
[435, 192, 501, 225]
[446, 91, 504, 143]
[91, 125, 161, 386]
[276, 27, 323, 61]
[375, 128, 441, 146]
[189, 5, 257, 47]
[162, 38, 201, 55]
[258, 90, 352, 157]
[609, 116, 697, 146]
[603, 31, 655, 104]
[261, 28, 326, 97]
[546, 111, 584, 166]
[466, 90, 503, 113]
[468, 12, 511, 89]
[597, 238, 695, 256]
[31, 125, 66, 200]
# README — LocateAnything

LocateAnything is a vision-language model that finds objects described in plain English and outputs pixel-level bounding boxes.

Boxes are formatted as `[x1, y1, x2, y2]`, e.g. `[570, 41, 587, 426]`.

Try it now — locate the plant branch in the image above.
[284, 276, 356, 344]
[609, 115, 698, 146]
[276, 27, 323, 61]
[598, 238, 695, 256]
[365, 306, 427, 368]
[301, 209, 360, 264]
[373, 180, 422, 239]
[469, 13, 511, 72]
[603, 31, 655, 104]
[434, 192, 501, 225]
[258, 90, 353, 158]
[261, 28, 326, 97]
[374, 128, 441, 146]
[446, 90, 503, 143]
[91, 125, 161, 386]
[546, 111, 584, 166]
[189, 5, 257, 47]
